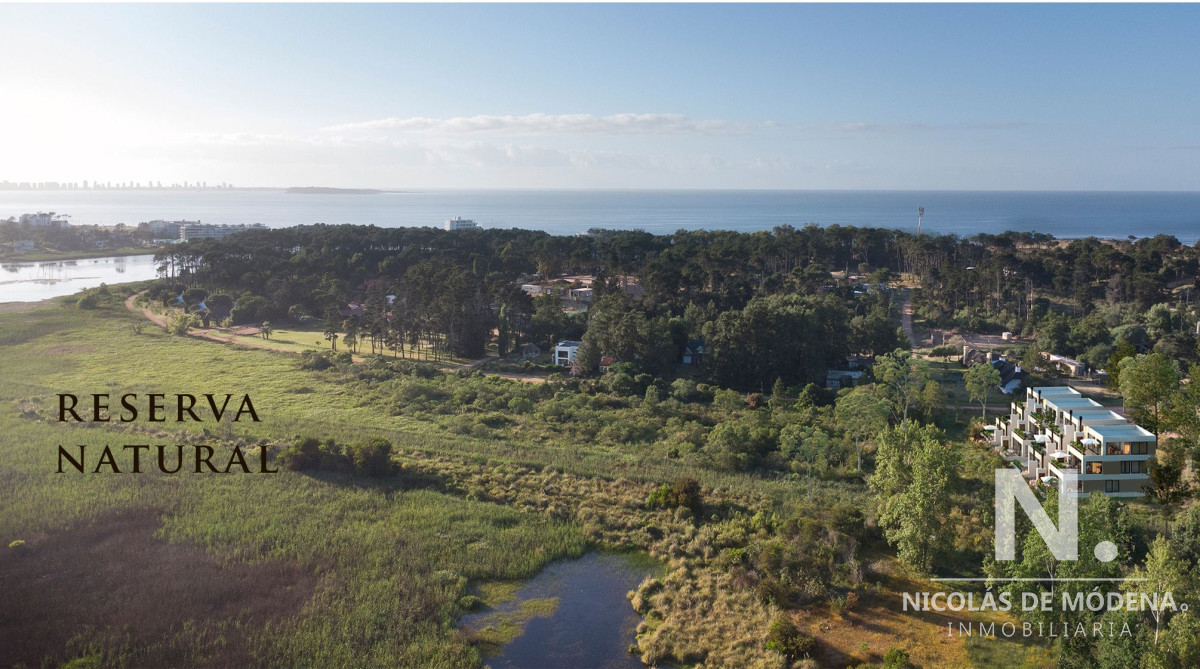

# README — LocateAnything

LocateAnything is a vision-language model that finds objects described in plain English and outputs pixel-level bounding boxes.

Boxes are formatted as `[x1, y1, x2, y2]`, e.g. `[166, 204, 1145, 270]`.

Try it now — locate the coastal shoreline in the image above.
[0, 248, 157, 263]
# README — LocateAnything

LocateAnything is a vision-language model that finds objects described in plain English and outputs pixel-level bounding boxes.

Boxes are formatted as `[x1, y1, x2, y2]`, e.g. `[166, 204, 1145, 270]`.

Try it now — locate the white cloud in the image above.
[832, 121, 1028, 133]
[324, 113, 746, 136]
[159, 133, 664, 171]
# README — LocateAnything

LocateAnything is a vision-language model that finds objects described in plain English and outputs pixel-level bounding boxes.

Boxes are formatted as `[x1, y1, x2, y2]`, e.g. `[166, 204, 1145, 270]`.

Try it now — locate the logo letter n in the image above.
[994, 469, 1078, 561]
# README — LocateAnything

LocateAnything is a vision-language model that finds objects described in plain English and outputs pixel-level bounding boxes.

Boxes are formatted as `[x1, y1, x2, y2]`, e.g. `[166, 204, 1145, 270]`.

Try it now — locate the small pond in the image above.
[461, 551, 662, 669]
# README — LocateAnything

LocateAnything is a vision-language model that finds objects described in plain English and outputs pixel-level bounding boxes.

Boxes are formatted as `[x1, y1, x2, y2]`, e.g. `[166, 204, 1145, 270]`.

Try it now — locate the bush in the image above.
[229, 294, 267, 324]
[298, 350, 334, 371]
[168, 312, 196, 336]
[348, 437, 394, 477]
[507, 397, 534, 414]
[278, 436, 323, 471]
[458, 595, 485, 612]
[764, 614, 816, 661]
[647, 477, 703, 515]
[882, 647, 917, 669]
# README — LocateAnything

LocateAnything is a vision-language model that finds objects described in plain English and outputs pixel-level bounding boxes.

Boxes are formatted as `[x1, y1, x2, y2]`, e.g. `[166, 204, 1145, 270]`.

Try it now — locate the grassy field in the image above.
[0, 291, 587, 667]
[0, 289, 1044, 668]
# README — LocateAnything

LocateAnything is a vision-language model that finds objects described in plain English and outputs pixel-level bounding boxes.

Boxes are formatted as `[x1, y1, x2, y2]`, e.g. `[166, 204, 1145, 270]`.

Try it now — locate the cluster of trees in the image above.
[914, 233, 1198, 328]
[0, 219, 154, 254]
[913, 234, 1200, 372]
[152, 224, 906, 387]
[986, 491, 1200, 667]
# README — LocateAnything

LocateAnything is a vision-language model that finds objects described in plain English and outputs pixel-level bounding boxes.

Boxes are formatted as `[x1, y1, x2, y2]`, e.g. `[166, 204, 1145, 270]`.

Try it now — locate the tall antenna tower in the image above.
[917, 206, 924, 235]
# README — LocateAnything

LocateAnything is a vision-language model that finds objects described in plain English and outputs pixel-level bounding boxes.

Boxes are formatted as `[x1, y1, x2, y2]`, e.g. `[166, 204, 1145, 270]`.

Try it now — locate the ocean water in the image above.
[2, 189, 1199, 243]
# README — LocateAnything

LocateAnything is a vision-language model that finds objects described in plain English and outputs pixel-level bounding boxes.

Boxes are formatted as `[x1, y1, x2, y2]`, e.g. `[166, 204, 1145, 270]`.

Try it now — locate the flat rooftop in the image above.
[1030, 386, 1082, 395]
[1042, 397, 1104, 410]
[1067, 409, 1126, 422]
[1088, 423, 1155, 441]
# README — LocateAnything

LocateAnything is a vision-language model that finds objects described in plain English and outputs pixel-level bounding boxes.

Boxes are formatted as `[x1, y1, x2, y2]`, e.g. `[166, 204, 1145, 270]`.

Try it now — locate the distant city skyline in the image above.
[2, 4, 1199, 191]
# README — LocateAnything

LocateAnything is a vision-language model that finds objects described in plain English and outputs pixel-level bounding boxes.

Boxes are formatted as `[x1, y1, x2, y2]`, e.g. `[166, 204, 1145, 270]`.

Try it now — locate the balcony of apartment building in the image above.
[1046, 450, 1080, 482]
[1026, 434, 1051, 479]
[1083, 424, 1155, 460]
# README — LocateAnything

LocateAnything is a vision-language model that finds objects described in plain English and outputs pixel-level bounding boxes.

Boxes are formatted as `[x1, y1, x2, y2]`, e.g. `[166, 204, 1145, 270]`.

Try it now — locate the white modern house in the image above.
[554, 340, 581, 367]
[989, 385, 1155, 497]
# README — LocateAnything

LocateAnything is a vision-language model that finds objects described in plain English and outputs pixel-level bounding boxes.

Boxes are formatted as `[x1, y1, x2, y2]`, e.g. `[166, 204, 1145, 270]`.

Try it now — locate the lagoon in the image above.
[0, 254, 158, 303]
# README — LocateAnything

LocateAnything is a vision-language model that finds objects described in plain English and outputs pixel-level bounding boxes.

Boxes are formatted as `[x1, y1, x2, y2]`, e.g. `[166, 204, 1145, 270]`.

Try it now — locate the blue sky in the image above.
[2, 4, 1199, 190]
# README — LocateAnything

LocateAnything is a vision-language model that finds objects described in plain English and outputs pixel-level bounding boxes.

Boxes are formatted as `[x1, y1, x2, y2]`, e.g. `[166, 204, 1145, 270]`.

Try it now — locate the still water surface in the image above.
[0, 254, 158, 302]
[461, 552, 661, 669]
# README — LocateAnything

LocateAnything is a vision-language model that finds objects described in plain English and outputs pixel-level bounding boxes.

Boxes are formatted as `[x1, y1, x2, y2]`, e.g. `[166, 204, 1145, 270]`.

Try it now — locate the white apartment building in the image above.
[989, 385, 1156, 497]
[444, 217, 478, 231]
[178, 223, 267, 241]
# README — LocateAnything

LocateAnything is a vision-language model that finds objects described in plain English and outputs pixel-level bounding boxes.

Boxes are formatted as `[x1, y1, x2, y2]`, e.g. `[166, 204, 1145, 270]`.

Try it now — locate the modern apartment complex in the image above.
[444, 217, 478, 231]
[178, 222, 267, 241]
[989, 385, 1156, 497]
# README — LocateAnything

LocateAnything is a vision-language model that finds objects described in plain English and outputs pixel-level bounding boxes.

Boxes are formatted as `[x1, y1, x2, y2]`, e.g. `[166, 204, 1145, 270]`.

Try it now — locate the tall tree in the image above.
[873, 349, 931, 422]
[1130, 536, 1188, 646]
[835, 387, 890, 471]
[870, 422, 958, 573]
[964, 362, 1003, 422]
[1118, 352, 1181, 438]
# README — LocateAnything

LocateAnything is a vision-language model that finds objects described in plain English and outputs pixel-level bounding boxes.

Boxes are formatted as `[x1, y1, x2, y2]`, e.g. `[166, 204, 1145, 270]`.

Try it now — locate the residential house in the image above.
[1044, 352, 1088, 377]
[825, 370, 865, 390]
[992, 358, 1025, 395]
[682, 339, 705, 365]
[554, 340, 582, 367]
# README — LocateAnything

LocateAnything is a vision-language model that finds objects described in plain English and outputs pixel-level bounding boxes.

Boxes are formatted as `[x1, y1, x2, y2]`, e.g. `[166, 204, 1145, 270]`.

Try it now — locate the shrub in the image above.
[507, 397, 534, 414]
[670, 378, 702, 402]
[168, 312, 196, 336]
[764, 614, 816, 661]
[348, 438, 395, 477]
[647, 477, 703, 515]
[882, 647, 916, 669]
[278, 437, 323, 471]
[458, 595, 486, 612]
[298, 351, 334, 370]
[229, 294, 267, 324]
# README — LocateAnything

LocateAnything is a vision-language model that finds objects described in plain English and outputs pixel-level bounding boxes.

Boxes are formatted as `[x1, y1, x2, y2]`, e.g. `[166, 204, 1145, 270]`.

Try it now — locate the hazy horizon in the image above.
[3, 4, 1199, 191]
